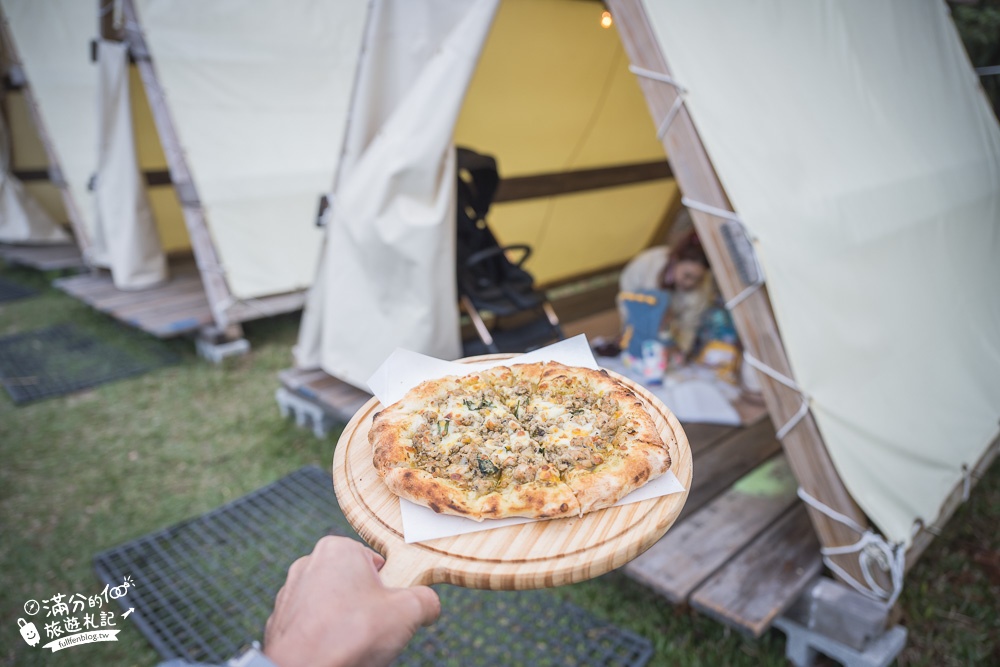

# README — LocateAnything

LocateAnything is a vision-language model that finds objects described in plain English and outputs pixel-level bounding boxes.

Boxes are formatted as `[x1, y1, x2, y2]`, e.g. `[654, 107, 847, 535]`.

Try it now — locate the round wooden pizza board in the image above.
[332, 357, 692, 590]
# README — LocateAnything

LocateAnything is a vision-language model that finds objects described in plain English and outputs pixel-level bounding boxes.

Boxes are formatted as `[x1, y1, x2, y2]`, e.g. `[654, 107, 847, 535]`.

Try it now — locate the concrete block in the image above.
[275, 387, 336, 439]
[196, 337, 250, 363]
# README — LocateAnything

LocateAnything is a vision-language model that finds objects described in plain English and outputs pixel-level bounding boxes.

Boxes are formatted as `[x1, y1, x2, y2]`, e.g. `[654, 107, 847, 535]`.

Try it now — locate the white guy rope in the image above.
[629, 64, 687, 92]
[741, 352, 810, 440]
[683, 196, 766, 308]
[628, 65, 688, 139]
[798, 487, 905, 607]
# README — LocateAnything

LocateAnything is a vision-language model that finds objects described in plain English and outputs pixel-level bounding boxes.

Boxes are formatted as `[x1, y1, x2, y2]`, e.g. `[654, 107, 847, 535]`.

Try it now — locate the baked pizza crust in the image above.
[371, 361, 671, 520]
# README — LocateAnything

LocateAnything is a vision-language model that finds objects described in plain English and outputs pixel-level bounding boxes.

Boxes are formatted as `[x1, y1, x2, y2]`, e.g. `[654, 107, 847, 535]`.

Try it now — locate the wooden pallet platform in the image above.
[54, 263, 213, 338]
[0, 242, 86, 271]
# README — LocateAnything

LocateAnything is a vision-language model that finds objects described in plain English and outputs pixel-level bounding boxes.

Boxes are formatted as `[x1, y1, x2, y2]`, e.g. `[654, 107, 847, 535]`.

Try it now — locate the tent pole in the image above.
[119, 0, 237, 332]
[608, 0, 880, 594]
[0, 9, 93, 258]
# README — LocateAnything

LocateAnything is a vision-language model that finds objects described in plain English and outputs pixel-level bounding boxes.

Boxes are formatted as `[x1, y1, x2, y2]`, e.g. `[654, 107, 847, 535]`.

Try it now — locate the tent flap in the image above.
[296, 0, 501, 388]
[93, 40, 166, 290]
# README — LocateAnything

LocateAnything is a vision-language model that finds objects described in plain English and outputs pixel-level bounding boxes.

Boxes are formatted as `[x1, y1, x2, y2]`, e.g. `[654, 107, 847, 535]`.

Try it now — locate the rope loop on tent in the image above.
[798, 488, 906, 608]
[680, 196, 807, 440]
[681, 197, 766, 311]
[741, 353, 810, 440]
[680, 197, 741, 224]
[628, 65, 687, 92]
[962, 463, 982, 502]
[628, 65, 688, 139]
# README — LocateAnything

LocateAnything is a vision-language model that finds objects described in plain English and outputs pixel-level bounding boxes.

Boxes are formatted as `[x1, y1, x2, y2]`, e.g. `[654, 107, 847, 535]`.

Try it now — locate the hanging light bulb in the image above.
[600, 10, 613, 29]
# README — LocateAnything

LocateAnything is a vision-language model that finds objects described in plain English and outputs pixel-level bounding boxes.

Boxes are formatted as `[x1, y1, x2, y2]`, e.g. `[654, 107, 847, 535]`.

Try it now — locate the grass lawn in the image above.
[1, 261, 998, 666]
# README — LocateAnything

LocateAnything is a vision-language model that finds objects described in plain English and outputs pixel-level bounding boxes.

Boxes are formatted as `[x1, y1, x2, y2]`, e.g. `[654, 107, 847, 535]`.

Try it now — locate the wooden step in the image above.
[689, 503, 822, 637]
[624, 455, 798, 603]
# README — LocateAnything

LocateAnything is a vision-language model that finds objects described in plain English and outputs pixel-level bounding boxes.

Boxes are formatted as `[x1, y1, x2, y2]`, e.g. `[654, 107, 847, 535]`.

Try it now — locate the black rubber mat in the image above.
[0, 276, 37, 303]
[0, 323, 178, 404]
[95, 466, 653, 667]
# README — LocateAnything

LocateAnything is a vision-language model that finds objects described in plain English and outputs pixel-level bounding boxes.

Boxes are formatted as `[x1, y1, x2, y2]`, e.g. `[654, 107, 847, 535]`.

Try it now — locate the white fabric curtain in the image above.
[295, 0, 500, 389]
[92, 40, 166, 290]
[133, 0, 367, 300]
[641, 0, 1000, 544]
[0, 105, 69, 244]
[0, 0, 98, 249]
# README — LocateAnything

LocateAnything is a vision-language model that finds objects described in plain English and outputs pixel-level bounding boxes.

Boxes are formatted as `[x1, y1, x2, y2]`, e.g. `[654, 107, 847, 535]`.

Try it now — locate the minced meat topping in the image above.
[406, 370, 626, 493]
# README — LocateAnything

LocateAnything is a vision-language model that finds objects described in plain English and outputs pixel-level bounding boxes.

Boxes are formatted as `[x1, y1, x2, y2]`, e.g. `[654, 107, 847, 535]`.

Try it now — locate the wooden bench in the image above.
[0, 242, 86, 271]
[54, 261, 214, 337]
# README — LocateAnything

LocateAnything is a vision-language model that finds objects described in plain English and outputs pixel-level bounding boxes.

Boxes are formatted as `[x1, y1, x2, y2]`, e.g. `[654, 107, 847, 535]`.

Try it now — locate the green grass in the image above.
[1, 261, 998, 666]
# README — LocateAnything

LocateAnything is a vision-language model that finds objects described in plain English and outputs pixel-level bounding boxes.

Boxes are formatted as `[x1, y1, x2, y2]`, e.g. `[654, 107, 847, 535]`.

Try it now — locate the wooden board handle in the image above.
[377, 551, 431, 589]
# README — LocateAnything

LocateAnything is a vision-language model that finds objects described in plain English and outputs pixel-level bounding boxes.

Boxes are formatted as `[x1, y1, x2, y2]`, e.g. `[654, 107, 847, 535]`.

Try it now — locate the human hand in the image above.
[264, 536, 440, 667]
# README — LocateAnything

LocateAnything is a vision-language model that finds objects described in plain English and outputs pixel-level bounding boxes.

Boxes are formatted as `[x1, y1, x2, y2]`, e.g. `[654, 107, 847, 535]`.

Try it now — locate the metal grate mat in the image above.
[0, 323, 178, 404]
[95, 467, 653, 667]
[0, 276, 37, 303]
[400, 586, 654, 667]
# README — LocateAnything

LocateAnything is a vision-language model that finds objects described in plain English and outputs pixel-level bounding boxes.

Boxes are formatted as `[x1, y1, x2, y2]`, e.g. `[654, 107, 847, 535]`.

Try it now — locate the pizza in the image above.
[370, 361, 671, 521]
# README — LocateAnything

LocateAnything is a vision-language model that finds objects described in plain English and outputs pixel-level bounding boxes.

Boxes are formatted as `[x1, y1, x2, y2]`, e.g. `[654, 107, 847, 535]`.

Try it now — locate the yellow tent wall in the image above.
[1, 62, 190, 254]
[128, 65, 190, 255]
[454, 0, 678, 286]
[3, 89, 66, 222]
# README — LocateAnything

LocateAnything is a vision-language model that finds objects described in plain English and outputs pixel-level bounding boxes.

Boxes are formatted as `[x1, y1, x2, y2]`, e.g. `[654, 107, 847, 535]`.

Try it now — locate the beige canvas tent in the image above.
[285, 0, 1000, 655]
[0, 0, 89, 270]
[42, 0, 365, 353]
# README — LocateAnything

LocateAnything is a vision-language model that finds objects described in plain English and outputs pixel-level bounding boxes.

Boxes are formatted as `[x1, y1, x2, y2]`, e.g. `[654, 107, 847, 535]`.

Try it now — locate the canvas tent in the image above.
[295, 0, 680, 381]
[293, 0, 1000, 625]
[0, 0, 90, 265]
[51, 0, 366, 346]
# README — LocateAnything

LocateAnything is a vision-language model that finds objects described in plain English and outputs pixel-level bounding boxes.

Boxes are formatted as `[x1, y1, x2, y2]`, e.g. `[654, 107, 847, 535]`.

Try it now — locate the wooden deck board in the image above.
[79, 275, 204, 311]
[112, 292, 214, 322]
[624, 455, 798, 603]
[0, 243, 85, 271]
[55, 272, 132, 299]
[680, 417, 782, 519]
[54, 265, 211, 338]
[689, 504, 822, 637]
[136, 306, 214, 337]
